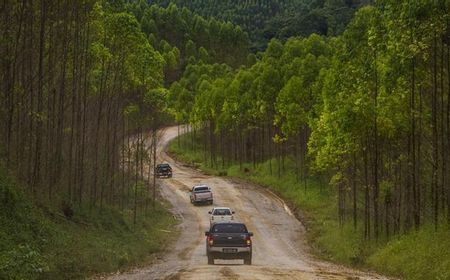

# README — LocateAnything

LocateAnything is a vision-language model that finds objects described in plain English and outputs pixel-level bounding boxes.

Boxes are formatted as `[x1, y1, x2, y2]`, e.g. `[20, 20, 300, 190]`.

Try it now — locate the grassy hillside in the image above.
[168, 131, 450, 280]
[0, 166, 177, 280]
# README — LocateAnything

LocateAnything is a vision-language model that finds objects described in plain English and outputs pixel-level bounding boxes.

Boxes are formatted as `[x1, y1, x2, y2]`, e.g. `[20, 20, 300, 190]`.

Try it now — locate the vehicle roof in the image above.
[193, 184, 209, 188]
[157, 163, 170, 167]
[211, 207, 231, 210]
[211, 221, 244, 225]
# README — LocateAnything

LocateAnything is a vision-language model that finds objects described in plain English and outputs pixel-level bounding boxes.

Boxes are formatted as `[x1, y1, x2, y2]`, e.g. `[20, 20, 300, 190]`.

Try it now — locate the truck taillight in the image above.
[246, 236, 251, 246]
[208, 235, 214, 246]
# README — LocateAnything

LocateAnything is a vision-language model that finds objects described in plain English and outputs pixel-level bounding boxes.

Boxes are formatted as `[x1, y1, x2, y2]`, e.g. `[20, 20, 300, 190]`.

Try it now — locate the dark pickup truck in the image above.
[155, 163, 172, 178]
[205, 222, 253, 265]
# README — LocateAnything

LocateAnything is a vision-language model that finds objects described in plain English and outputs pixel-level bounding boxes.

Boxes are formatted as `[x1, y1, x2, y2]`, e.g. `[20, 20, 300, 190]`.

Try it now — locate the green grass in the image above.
[169, 132, 450, 280]
[0, 166, 178, 280]
[368, 225, 450, 280]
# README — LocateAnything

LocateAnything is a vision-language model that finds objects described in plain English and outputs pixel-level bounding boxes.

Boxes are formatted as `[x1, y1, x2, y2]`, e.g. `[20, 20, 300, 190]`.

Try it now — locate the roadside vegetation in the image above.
[169, 131, 450, 280]
[0, 165, 177, 280]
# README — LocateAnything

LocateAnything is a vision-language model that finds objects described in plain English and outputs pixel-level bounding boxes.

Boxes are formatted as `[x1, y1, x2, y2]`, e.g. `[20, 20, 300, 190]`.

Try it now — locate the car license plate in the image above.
[223, 248, 237, 253]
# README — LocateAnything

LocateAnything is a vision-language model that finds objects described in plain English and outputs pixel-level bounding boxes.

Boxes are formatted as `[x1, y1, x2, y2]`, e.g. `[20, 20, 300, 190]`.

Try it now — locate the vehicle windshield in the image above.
[194, 186, 209, 192]
[212, 224, 247, 233]
[213, 209, 231, 216]
[157, 164, 170, 169]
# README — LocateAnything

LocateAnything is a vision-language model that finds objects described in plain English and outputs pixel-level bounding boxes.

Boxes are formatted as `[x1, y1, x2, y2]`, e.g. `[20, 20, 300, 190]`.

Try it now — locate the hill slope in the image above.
[0, 166, 176, 279]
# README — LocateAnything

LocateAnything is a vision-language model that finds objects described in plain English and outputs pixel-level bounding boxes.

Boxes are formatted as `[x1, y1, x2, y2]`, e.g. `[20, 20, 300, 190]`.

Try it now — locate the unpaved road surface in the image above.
[109, 126, 390, 280]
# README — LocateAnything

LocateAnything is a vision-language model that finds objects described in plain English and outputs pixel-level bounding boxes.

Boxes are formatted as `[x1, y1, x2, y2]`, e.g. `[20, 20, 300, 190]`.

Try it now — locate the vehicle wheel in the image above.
[243, 255, 252, 265]
[207, 254, 214, 265]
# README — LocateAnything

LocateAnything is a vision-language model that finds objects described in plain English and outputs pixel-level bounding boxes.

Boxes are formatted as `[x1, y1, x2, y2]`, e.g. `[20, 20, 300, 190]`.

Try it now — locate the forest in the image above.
[1, 0, 450, 279]
[0, 1, 251, 278]
[170, 0, 450, 240]
[147, 0, 372, 50]
[167, 1, 450, 277]
[0, 0, 167, 217]
[0, 0, 251, 220]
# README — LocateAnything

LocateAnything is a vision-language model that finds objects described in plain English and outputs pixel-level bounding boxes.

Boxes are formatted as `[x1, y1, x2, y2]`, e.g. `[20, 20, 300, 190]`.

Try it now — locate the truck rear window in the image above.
[212, 224, 247, 233]
[194, 186, 209, 192]
[213, 209, 231, 215]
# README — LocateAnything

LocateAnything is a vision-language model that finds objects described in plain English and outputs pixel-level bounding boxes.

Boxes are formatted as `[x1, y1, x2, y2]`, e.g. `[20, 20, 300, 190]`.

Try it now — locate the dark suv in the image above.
[205, 222, 253, 265]
[155, 163, 172, 178]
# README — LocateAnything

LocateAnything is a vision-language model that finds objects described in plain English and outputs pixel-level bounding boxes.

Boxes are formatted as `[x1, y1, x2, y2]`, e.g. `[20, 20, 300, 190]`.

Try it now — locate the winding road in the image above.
[109, 126, 390, 280]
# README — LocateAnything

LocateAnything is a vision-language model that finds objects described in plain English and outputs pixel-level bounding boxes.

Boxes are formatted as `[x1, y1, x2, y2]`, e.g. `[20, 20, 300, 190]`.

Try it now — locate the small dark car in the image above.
[155, 163, 172, 178]
[205, 222, 253, 265]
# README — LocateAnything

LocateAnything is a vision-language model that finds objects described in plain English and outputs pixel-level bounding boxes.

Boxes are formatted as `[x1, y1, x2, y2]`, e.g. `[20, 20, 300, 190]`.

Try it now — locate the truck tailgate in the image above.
[195, 191, 212, 200]
[212, 233, 247, 247]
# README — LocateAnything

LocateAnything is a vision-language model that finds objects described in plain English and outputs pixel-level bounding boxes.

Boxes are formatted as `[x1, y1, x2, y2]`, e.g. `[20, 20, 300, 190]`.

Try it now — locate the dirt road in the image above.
[109, 126, 389, 280]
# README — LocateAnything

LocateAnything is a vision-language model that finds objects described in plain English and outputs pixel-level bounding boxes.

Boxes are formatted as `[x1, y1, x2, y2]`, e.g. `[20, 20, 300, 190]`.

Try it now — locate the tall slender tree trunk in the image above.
[78, 14, 90, 207]
[26, 3, 35, 188]
[364, 139, 371, 240]
[152, 128, 157, 209]
[439, 37, 447, 219]
[32, 0, 47, 194]
[417, 86, 423, 227]
[411, 57, 420, 228]
[53, 2, 69, 192]
[352, 153, 357, 230]
[432, 34, 439, 228]
[446, 35, 450, 223]
[373, 50, 380, 240]
[133, 127, 141, 225]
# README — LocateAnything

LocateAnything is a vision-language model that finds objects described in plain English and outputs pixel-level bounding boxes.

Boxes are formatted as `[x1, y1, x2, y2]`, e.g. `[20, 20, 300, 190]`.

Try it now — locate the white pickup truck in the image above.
[209, 207, 235, 226]
[190, 185, 213, 205]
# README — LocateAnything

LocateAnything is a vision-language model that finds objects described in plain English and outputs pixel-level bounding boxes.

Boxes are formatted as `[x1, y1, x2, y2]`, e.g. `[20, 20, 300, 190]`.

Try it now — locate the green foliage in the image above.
[167, 2, 450, 277]
[0, 170, 49, 280]
[127, 2, 250, 70]
[368, 225, 450, 280]
[0, 167, 177, 280]
[90, 6, 165, 90]
[0, 245, 49, 280]
[171, 33, 332, 142]
[167, 62, 232, 124]
[147, 0, 367, 50]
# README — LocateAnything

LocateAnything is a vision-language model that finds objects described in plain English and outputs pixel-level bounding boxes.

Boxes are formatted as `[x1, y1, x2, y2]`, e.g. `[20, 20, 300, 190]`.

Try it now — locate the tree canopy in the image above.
[146, 0, 371, 50]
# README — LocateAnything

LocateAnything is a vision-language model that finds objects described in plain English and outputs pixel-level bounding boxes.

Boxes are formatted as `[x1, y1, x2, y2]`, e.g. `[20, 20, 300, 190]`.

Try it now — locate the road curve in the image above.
[109, 126, 390, 280]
